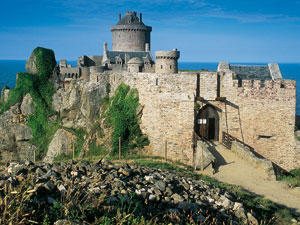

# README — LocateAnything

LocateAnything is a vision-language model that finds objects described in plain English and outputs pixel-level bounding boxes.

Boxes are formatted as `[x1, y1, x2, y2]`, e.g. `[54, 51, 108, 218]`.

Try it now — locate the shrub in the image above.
[106, 83, 149, 155]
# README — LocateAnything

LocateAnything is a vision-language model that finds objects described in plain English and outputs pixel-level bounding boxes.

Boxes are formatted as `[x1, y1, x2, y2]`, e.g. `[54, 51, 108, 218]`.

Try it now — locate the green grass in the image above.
[84, 143, 109, 161]
[278, 168, 300, 187]
[105, 83, 149, 155]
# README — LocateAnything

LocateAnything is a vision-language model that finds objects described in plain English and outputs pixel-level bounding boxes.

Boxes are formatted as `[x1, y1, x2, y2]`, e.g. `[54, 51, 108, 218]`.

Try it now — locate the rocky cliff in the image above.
[0, 47, 111, 163]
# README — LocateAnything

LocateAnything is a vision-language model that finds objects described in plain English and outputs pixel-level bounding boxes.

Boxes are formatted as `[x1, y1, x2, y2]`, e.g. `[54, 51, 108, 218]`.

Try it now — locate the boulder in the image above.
[195, 140, 216, 170]
[25, 54, 38, 75]
[0, 103, 36, 162]
[14, 124, 33, 141]
[43, 129, 74, 163]
[52, 81, 108, 130]
[21, 93, 35, 116]
[80, 82, 107, 122]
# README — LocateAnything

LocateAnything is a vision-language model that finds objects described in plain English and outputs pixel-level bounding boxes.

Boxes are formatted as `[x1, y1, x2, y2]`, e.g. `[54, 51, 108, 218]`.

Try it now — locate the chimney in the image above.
[103, 42, 108, 52]
[139, 13, 142, 23]
[119, 13, 121, 22]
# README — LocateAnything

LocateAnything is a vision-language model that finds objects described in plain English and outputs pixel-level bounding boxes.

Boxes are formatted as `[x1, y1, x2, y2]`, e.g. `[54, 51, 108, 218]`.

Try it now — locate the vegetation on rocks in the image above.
[0, 47, 59, 159]
[106, 83, 149, 155]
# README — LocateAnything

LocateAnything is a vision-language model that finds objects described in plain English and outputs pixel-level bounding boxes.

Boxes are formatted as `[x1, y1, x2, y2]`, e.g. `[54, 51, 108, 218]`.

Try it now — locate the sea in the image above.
[1, 60, 300, 114]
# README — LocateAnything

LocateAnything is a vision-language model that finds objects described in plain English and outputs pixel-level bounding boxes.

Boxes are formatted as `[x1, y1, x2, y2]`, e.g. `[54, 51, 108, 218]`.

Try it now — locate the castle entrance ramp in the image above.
[204, 141, 300, 213]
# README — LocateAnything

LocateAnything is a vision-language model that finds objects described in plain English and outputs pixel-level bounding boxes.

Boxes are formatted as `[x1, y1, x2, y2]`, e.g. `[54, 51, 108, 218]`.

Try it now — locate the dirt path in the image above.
[204, 142, 300, 214]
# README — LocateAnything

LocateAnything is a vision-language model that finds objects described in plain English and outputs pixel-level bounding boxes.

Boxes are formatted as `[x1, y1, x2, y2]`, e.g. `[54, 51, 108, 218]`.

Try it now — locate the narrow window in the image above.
[258, 135, 273, 139]
[238, 78, 242, 87]
[217, 74, 220, 97]
[161, 65, 163, 69]
[251, 80, 254, 88]
[156, 78, 158, 86]
[170, 65, 172, 69]
[280, 83, 285, 88]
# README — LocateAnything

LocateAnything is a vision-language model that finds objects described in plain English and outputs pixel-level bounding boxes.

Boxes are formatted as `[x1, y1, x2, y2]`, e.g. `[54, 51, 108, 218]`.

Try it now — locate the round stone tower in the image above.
[155, 49, 180, 74]
[110, 11, 152, 52]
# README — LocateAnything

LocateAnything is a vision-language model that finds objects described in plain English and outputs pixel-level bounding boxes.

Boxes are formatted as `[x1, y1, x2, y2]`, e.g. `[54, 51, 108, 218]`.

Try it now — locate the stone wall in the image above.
[205, 72, 298, 171]
[199, 72, 218, 100]
[107, 72, 197, 165]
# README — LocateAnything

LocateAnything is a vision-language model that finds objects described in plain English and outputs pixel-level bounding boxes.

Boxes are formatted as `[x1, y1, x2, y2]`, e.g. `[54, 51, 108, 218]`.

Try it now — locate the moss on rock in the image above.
[25, 47, 57, 79]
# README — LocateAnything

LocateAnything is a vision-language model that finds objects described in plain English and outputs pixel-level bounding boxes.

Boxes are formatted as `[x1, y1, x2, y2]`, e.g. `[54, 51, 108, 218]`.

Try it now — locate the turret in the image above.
[155, 49, 180, 74]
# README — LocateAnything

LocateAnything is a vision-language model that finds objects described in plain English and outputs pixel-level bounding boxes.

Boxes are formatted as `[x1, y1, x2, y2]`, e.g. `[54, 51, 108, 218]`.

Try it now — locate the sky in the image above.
[1, 0, 300, 62]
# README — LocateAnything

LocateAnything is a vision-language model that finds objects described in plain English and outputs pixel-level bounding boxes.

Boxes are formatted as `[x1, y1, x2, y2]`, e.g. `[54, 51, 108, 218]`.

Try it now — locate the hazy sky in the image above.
[1, 0, 300, 62]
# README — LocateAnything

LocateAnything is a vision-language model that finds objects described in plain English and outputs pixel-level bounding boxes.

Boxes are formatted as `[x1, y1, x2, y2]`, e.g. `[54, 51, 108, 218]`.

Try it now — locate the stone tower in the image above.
[110, 11, 152, 52]
[155, 49, 180, 74]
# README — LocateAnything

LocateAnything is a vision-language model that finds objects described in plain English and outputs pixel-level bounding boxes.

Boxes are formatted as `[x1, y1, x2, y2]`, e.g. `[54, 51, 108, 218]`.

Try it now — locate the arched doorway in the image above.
[195, 105, 219, 141]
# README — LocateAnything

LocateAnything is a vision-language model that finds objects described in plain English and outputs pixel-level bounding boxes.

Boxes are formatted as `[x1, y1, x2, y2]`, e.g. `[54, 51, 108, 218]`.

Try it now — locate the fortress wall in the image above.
[199, 71, 218, 100]
[109, 72, 197, 165]
[223, 78, 298, 170]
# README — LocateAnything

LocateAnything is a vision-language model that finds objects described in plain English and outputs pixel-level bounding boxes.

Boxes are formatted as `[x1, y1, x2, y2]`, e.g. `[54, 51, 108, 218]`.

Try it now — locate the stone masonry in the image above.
[55, 11, 299, 171]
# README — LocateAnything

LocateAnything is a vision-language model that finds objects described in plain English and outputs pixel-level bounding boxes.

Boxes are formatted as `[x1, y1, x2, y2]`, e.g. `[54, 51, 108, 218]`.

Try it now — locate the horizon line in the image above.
[0, 59, 299, 64]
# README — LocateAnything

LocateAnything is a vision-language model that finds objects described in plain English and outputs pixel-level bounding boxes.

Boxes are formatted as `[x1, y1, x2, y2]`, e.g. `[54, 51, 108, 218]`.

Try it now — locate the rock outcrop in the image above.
[44, 129, 75, 163]
[25, 54, 38, 75]
[195, 140, 216, 170]
[20, 93, 35, 116]
[52, 80, 108, 131]
[25, 47, 57, 76]
[0, 103, 36, 162]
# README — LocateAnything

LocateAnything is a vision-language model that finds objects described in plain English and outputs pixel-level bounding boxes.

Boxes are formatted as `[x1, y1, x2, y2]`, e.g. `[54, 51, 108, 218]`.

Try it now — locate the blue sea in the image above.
[1, 60, 300, 114]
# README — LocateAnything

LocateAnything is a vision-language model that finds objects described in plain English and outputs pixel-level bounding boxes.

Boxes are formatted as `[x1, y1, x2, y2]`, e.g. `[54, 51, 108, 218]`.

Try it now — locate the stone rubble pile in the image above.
[0, 160, 259, 224]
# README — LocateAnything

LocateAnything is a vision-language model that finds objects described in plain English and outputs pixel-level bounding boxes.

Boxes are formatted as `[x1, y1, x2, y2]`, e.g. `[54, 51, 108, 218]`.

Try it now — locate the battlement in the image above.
[155, 49, 180, 59]
[232, 79, 296, 89]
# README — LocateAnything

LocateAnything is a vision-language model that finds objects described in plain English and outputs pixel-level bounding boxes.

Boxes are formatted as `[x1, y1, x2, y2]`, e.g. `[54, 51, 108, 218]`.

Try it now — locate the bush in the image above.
[106, 83, 149, 155]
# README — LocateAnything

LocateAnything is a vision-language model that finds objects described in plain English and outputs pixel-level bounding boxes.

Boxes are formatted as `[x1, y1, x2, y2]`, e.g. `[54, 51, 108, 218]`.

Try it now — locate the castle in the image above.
[58, 11, 299, 171]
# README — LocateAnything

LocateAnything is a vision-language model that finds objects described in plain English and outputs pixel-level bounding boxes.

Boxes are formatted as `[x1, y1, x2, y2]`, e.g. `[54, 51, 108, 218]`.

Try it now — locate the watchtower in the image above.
[155, 49, 180, 74]
[110, 11, 152, 52]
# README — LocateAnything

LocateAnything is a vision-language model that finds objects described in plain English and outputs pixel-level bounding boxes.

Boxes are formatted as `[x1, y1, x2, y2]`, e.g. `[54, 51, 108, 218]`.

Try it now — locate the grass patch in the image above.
[278, 168, 300, 187]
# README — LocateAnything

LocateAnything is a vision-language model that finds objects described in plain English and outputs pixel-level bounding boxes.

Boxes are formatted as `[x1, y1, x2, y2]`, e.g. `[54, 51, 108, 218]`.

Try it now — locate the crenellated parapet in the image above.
[232, 79, 296, 102]
[232, 79, 296, 89]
